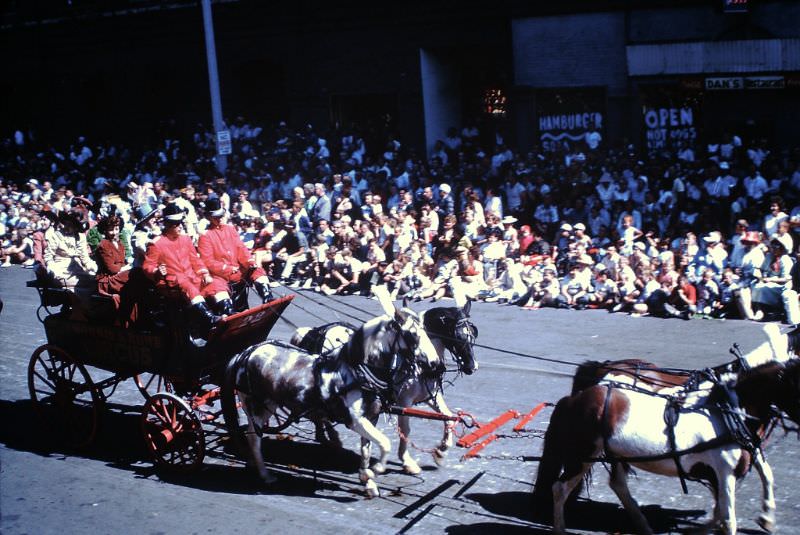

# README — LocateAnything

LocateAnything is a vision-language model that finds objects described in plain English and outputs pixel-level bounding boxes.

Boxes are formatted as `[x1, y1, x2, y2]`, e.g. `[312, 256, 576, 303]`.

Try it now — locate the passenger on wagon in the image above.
[43, 208, 98, 320]
[197, 197, 274, 314]
[142, 203, 226, 336]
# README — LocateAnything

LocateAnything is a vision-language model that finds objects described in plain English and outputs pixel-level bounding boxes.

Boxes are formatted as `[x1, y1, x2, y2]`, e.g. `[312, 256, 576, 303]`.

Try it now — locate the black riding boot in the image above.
[254, 281, 274, 303]
[192, 301, 222, 337]
[217, 298, 234, 317]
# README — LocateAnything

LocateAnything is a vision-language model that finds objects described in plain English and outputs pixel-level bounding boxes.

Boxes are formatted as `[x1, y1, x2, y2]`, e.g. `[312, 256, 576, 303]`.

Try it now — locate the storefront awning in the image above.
[627, 39, 800, 76]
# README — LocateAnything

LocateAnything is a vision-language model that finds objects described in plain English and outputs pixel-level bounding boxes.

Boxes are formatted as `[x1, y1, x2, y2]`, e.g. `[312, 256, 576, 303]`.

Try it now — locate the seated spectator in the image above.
[695, 268, 721, 317]
[751, 236, 799, 325]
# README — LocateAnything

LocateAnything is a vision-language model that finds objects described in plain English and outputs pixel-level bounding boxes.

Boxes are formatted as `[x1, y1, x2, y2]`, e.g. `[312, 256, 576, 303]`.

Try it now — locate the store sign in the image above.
[705, 76, 785, 90]
[216, 130, 232, 155]
[723, 0, 748, 13]
[642, 106, 697, 152]
[538, 111, 604, 150]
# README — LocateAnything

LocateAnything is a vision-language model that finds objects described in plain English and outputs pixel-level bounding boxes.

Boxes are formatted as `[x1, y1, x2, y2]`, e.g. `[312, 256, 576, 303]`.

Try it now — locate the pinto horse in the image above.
[223, 305, 443, 497]
[571, 323, 800, 395]
[534, 360, 800, 535]
[291, 302, 478, 473]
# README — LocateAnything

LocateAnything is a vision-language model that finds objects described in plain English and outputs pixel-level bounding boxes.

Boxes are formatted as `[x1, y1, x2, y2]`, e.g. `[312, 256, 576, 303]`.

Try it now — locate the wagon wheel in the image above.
[133, 373, 174, 400]
[28, 344, 101, 448]
[141, 392, 205, 470]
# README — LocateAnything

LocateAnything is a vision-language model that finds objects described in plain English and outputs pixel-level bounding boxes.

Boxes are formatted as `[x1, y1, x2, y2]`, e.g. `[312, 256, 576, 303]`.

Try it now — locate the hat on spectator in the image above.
[719, 162, 730, 170]
[162, 203, 185, 224]
[574, 222, 586, 231]
[205, 197, 225, 218]
[560, 223, 573, 232]
[439, 183, 451, 194]
[134, 206, 160, 229]
[771, 234, 792, 252]
[502, 216, 518, 225]
[594, 263, 607, 272]
[703, 231, 722, 244]
[577, 253, 594, 265]
[27, 178, 39, 186]
[740, 231, 761, 245]
[634, 241, 647, 251]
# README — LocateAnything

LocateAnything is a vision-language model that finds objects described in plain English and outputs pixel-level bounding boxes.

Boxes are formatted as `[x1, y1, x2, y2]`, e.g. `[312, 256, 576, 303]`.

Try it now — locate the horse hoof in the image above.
[432, 449, 447, 466]
[371, 462, 386, 475]
[359, 468, 375, 483]
[365, 480, 380, 499]
[757, 514, 775, 533]
[403, 461, 422, 475]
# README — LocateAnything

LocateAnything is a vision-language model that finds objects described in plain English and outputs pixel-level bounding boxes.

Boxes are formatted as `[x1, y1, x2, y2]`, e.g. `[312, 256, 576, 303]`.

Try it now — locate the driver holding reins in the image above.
[197, 197, 274, 315]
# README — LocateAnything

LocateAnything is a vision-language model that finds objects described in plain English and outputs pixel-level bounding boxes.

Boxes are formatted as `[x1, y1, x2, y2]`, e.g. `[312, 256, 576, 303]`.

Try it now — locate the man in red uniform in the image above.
[197, 198, 273, 315]
[142, 203, 226, 336]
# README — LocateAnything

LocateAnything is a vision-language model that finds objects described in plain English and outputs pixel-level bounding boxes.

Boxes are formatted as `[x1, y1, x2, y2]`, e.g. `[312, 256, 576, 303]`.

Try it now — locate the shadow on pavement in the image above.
[0, 397, 363, 502]
[468, 490, 707, 534]
[445, 523, 551, 534]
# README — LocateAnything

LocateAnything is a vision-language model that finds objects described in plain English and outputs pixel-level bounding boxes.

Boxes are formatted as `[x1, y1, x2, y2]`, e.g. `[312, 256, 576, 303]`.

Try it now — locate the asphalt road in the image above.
[2, 265, 799, 535]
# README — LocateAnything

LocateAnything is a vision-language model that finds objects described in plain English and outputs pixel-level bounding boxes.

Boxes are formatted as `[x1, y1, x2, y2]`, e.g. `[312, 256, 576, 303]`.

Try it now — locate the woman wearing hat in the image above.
[197, 198, 274, 313]
[142, 203, 227, 336]
[43, 209, 98, 320]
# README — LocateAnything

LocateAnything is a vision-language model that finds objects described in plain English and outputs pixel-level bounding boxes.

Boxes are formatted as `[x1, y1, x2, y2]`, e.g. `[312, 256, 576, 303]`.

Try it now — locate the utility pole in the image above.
[201, 0, 228, 173]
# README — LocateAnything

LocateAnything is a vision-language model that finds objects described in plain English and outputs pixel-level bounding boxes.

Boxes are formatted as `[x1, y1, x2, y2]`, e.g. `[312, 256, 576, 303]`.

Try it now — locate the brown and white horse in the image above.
[533, 360, 800, 535]
[570, 324, 800, 396]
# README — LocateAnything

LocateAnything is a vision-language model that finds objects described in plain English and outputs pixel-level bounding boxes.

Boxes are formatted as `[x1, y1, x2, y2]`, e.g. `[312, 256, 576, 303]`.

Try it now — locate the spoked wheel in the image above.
[141, 392, 205, 470]
[28, 344, 101, 448]
[134, 373, 173, 400]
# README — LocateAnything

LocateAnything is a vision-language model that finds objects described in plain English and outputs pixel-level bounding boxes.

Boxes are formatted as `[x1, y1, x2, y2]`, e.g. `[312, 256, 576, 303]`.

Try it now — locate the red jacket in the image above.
[96, 239, 126, 276]
[143, 233, 208, 288]
[198, 223, 256, 283]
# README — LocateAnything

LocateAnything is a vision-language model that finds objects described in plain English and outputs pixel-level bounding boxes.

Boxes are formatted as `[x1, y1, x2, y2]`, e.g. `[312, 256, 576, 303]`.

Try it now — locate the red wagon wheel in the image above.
[141, 392, 205, 470]
[27, 344, 101, 448]
[134, 373, 173, 400]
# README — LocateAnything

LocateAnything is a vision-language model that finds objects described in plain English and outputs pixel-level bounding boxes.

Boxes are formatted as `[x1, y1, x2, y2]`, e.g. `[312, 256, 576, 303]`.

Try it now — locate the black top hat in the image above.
[162, 203, 185, 225]
[205, 197, 224, 218]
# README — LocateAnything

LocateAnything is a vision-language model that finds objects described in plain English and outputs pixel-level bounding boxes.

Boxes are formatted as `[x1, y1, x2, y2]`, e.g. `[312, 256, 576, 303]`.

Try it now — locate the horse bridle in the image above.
[391, 315, 444, 377]
[443, 316, 477, 373]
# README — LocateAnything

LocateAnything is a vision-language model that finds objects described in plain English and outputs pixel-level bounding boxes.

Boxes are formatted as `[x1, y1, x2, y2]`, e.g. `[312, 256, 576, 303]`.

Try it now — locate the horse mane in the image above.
[422, 306, 462, 338]
[570, 359, 660, 395]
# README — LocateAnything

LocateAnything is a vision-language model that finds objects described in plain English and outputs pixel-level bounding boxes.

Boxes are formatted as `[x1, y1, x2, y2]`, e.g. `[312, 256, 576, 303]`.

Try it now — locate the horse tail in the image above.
[221, 348, 253, 458]
[571, 360, 608, 395]
[532, 396, 570, 521]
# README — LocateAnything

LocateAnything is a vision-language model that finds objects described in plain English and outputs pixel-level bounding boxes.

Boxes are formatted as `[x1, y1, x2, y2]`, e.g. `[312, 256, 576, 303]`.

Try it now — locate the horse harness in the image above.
[599, 371, 763, 494]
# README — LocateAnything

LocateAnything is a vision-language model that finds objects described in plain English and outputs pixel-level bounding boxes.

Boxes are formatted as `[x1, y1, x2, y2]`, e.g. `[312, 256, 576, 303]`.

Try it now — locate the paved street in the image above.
[2, 265, 799, 534]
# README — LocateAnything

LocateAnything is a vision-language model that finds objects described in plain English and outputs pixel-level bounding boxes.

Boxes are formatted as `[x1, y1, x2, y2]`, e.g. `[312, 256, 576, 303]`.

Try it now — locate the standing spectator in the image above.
[311, 183, 332, 226]
[764, 196, 788, 238]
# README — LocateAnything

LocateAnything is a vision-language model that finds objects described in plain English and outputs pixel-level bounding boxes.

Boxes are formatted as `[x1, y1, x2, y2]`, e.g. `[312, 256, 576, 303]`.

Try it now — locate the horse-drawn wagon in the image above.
[26, 277, 293, 469]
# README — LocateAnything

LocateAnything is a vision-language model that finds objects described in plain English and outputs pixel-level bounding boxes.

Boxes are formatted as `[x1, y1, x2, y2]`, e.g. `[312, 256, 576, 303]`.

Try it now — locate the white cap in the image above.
[439, 183, 451, 194]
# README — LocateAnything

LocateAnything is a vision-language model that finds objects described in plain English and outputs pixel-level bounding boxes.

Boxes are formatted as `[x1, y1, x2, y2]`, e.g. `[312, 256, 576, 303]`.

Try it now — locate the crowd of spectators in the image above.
[1, 118, 800, 326]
